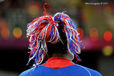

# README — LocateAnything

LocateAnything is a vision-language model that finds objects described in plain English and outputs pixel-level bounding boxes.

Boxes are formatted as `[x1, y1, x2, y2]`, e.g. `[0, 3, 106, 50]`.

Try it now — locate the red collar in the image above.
[42, 57, 74, 69]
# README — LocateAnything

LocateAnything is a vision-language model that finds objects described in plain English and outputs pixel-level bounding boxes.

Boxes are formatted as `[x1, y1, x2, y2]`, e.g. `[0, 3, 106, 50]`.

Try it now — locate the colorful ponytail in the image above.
[27, 12, 83, 66]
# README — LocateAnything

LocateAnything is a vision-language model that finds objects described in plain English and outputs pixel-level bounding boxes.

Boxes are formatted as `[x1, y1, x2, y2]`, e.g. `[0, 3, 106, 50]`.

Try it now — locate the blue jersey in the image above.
[20, 57, 102, 76]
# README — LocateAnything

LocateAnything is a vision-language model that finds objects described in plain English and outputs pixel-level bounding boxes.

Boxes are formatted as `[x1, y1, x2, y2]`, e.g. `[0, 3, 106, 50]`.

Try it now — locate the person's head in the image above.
[27, 12, 82, 66]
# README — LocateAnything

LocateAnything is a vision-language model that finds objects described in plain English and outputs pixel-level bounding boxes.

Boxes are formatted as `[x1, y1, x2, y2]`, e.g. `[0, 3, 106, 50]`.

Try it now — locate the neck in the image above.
[50, 50, 74, 60]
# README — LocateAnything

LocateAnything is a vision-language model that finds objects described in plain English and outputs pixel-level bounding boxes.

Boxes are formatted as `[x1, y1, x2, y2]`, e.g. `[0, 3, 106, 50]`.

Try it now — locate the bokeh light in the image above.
[104, 5, 113, 15]
[102, 45, 113, 56]
[77, 28, 84, 39]
[26, 2, 40, 16]
[104, 30, 112, 42]
[13, 27, 22, 39]
[89, 28, 99, 41]
[1, 26, 10, 39]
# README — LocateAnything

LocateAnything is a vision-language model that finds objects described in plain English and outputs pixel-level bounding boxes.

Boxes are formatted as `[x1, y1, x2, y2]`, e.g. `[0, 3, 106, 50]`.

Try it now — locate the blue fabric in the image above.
[19, 64, 102, 76]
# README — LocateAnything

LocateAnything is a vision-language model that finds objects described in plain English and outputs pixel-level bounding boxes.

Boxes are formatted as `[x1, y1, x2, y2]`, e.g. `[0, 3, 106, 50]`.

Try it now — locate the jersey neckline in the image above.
[42, 57, 74, 69]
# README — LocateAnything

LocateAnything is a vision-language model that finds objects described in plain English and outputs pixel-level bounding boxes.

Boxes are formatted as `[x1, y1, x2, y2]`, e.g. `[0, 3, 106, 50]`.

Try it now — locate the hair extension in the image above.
[26, 11, 83, 66]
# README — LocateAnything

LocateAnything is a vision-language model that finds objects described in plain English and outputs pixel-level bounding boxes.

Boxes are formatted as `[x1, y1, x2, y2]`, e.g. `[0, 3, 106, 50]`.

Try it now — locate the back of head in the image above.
[47, 20, 67, 57]
[27, 12, 83, 66]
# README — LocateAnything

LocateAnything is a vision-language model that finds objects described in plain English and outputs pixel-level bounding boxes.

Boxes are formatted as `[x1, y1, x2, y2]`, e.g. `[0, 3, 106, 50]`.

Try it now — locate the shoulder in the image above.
[19, 69, 31, 76]
[72, 64, 102, 76]
[87, 68, 102, 76]
[19, 66, 41, 76]
[19, 65, 49, 76]
[19, 68, 34, 76]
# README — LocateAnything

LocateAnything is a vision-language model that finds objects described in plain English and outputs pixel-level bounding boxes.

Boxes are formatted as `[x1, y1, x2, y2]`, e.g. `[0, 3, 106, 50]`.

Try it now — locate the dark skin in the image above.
[47, 20, 74, 60]
[50, 50, 74, 60]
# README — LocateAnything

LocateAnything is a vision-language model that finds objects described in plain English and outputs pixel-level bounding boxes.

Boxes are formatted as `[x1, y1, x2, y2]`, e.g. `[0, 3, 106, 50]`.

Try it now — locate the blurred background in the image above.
[0, 0, 114, 76]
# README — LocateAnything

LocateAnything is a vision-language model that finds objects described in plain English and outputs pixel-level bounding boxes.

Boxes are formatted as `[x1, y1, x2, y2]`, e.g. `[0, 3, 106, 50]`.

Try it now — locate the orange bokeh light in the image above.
[13, 27, 22, 39]
[89, 28, 99, 41]
[27, 2, 40, 16]
[1, 27, 10, 39]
